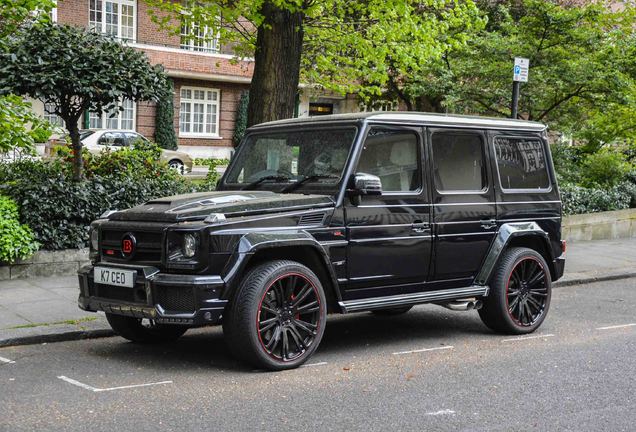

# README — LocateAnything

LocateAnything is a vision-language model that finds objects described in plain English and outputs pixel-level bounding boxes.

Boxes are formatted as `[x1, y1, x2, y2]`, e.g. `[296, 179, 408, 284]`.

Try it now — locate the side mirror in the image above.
[352, 172, 383, 196]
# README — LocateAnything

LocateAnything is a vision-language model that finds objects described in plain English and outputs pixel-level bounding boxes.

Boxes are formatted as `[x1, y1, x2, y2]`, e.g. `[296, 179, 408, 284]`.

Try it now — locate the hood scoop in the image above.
[298, 213, 326, 226]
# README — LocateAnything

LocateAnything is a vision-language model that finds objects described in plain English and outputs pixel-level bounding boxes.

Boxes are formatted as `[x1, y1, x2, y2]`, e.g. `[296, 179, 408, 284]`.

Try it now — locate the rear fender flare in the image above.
[475, 222, 553, 286]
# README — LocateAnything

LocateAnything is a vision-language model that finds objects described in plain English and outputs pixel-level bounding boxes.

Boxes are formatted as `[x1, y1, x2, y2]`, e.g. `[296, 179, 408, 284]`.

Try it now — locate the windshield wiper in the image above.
[241, 175, 291, 190]
[281, 174, 339, 193]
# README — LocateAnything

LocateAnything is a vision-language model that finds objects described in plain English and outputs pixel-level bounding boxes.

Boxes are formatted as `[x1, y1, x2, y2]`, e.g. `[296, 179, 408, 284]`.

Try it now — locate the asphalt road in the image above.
[1, 278, 635, 432]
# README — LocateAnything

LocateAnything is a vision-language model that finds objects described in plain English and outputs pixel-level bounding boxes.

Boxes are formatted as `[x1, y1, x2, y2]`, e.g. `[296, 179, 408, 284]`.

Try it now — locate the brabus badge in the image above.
[121, 233, 136, 258]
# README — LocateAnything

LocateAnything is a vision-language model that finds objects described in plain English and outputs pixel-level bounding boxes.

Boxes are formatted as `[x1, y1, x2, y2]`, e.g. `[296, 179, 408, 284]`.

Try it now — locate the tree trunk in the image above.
[66, 120, 83, 181]
[247, 2, 304, 127]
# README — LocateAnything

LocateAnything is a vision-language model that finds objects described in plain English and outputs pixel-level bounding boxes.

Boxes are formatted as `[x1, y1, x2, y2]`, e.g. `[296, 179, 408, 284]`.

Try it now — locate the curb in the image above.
[0, 328, 115, 348]
[1, 272, 635, 349]
[554, 271, 636, 288]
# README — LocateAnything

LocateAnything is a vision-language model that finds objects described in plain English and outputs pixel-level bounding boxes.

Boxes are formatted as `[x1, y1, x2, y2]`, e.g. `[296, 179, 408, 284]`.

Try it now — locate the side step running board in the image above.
[338, 285, 489, 313]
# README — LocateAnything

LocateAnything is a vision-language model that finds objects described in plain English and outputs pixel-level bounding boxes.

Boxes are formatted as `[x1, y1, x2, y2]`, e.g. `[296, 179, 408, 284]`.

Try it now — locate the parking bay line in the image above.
[0, 356, 16, 364]
[57, 376, 172, 393]
[393, 346, 454, 356]
[501, 334, 554, 343]
[596, 323, 636, 331]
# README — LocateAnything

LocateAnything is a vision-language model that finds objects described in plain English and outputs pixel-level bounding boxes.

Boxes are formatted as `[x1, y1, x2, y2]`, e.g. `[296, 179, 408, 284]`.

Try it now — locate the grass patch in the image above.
[9, 316, 98, 329]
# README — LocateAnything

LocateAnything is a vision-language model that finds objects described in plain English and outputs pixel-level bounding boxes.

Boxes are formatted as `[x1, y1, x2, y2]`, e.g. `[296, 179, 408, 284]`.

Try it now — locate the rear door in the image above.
[344, 126, 433, 300]
[427, 128, 497, 285]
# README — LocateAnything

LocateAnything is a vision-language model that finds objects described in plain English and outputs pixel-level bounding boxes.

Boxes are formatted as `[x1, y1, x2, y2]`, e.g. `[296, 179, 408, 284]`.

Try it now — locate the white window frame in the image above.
[89, 100, 136, 130]
[88, 0, 136, 42]
[43, 102, 64, 128]
[180, 18, 220, 53]
[179, 87, 221, 138]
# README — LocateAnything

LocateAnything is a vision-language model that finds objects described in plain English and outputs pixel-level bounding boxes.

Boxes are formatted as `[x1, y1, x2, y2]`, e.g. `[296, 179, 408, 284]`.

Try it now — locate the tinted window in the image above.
[494, 137, 550, 190]
[357, 129, 420, 192]
[432, 132, 486, 192]
[98, 132, 126, 146]
[224, 128, 356, 189]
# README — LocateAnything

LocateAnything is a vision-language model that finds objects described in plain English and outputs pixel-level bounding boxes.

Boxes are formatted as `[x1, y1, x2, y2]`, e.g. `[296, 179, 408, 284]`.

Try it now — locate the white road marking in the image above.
[393, 346, 454, 356]
[596, 323, 636, 331]
[501, 334, 554, 343]
[301, 361, 328, 368]
[57, 376, 172, 393]
[0, 356, 16, 364]
[425, 409, 456, 416]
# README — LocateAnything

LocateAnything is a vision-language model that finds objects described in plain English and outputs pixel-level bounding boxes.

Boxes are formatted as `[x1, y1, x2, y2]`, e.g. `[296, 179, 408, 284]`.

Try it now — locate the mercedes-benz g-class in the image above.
[78, 112, 565, 370]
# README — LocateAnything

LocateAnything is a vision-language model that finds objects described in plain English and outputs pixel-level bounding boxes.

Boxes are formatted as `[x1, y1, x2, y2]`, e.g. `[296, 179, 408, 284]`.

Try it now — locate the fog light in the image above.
[204, 311, 212, 321]
[182, 233, 198, 258]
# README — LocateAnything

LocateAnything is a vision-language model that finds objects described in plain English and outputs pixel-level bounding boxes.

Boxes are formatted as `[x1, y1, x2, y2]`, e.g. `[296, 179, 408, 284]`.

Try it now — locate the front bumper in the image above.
[77, 263, 227, 326]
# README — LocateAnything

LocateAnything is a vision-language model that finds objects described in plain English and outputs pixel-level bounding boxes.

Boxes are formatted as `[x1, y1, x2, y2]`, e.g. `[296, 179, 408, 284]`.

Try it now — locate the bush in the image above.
[155, 80, 178, 150]
[550, 143, 584, 185]
[233, 91, 249, 146]
[192, 158, 229, 192]
[0, 143, 193, 250]
[560, 183, 632, 216]
[0, 195, 39, 263]
[579, 148, 632, 188]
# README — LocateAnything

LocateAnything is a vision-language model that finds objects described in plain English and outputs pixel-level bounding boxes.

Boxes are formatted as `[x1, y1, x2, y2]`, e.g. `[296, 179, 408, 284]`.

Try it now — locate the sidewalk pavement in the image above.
[1, 238, 635, 347]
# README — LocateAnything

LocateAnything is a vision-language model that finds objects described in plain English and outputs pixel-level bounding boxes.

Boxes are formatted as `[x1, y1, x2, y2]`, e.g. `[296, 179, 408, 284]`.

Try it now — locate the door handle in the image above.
[411, 222, 431, 233]
[480, 219, 497, 229]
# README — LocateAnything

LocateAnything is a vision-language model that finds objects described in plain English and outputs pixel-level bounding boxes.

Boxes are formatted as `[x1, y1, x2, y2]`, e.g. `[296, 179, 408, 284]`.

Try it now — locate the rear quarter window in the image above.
[494, 136, 551, 191]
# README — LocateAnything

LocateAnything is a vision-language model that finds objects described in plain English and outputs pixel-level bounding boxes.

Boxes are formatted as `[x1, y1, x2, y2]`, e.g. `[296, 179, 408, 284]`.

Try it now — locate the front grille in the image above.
[155, 286, 196, 313]
[101, 229, 163, 264]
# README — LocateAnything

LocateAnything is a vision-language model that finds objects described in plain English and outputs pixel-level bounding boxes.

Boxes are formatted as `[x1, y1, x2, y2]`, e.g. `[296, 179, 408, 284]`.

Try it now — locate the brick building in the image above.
[29, 0, 374, 158]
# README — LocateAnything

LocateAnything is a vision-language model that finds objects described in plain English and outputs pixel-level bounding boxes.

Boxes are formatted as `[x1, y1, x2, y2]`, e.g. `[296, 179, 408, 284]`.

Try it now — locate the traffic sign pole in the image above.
[511, 81, 520, 119]
[511, 57, 529, 119]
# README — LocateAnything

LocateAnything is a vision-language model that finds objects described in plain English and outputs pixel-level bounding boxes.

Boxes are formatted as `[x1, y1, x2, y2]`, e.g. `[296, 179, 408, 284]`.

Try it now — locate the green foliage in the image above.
[560, 183, 632, 216]
[550, 143, 584, 186]
[0, 22, 169, 179]
[0, 95, 52, 154]
[0, 0, 54, 39]
[192, 158, 230, 192]
[0, 144, 193, 250]
[155, 80, 178, 150]
[580, 149, 632, 188]
[0, 195, 39, 263]
[233, 91, 249, 146]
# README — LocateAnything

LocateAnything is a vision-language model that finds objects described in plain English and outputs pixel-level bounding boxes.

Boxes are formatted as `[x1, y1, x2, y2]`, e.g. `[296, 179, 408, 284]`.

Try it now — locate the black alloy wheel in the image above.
[256, 273, 322, 362]
[478, 247, 552, 334]
[223, 260, 327, 371]
[505, 257, 549, 326]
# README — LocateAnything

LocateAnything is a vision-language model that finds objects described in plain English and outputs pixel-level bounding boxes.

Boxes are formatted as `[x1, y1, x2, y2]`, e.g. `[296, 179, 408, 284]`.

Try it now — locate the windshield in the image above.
[222, 127, 357, 193]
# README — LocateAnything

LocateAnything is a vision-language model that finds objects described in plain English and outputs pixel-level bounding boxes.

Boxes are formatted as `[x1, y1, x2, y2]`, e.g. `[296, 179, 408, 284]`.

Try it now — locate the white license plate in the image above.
[94, 267, 136, 288]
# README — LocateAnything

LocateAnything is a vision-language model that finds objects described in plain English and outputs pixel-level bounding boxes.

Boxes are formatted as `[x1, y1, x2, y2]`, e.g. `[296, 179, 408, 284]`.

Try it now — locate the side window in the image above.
[98, 132, 125, 146]
[432, 132, 486, 192]
[124, 132, 142, 146]
[494, 137, 550, 191]
[357, 128, 420, 193]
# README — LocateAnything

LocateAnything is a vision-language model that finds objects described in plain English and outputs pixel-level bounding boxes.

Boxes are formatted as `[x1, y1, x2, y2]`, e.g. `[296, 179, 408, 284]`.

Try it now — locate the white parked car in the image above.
[47, 129, 193, 174]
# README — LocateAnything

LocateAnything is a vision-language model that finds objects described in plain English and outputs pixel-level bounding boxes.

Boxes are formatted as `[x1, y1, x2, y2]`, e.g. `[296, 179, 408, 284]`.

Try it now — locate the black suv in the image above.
[79, 112, 565, 370]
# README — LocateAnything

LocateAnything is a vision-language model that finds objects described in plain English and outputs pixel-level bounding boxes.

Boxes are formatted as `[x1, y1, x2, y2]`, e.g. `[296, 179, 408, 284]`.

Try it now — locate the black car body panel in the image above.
[78, 112, 564, 325]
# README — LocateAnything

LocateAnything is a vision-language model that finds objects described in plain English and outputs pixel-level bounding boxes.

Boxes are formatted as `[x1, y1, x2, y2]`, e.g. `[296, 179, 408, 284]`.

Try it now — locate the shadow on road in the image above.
[87, 305, 491, 373]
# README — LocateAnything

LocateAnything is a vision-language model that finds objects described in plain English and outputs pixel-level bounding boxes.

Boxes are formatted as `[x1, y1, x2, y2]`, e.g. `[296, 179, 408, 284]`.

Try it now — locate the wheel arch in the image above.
[221, 234, 341, 313]
[475, 222, 556, 286]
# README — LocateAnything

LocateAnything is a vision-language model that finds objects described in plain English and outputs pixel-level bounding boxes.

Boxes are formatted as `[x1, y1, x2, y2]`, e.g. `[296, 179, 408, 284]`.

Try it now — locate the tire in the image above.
[168, 159, 185, 175]
[106, 313, 188, 343]
[478, 247, 552, 335]
[223, 260, 327, 371]
[371, 306, 413, 316]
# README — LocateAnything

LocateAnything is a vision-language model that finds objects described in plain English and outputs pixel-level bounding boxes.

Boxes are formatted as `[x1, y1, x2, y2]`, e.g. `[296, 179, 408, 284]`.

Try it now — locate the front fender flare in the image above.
[221, 231, 340, 301]
[474, 222, 553, 286]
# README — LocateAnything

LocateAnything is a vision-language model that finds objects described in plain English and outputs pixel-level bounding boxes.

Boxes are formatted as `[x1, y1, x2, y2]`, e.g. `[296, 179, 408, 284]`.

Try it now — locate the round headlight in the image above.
[90, 228, 99, 251]
[182, 233, 198, 258]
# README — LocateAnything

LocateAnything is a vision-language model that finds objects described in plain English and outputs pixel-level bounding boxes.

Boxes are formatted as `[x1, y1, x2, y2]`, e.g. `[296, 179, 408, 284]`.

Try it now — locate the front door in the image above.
[344, 126, 432, 300]
[427, 128, 497, 284]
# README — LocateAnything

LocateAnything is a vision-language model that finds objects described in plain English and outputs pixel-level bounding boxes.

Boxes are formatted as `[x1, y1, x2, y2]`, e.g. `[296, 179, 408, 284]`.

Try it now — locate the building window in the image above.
[180, 19, 220, 53]
[43, 102, 64, 128]
[179, 87, 220, 137]
[89, 100, 135, 130]
[89, 0, 135, 41]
